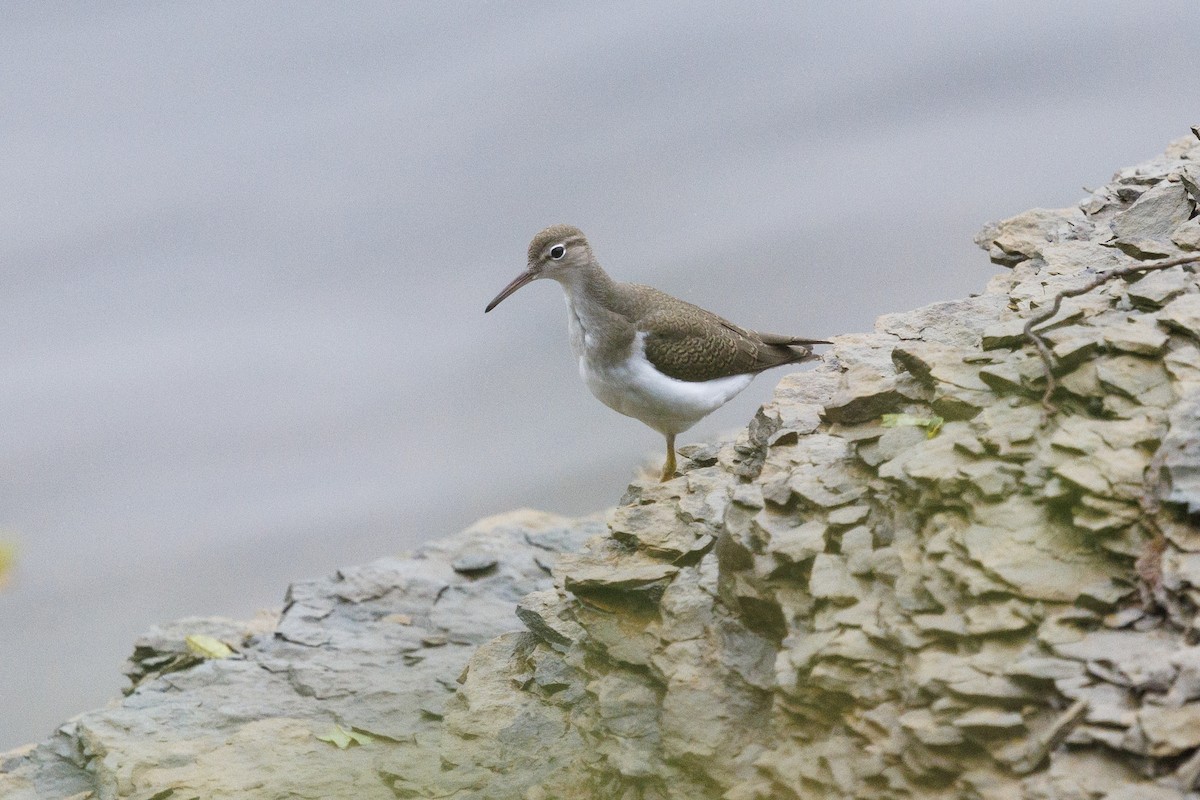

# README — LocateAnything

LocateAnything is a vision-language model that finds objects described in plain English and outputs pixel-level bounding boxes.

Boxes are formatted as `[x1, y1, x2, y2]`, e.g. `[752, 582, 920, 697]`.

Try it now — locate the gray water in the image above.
[2, 2, 1198, 750]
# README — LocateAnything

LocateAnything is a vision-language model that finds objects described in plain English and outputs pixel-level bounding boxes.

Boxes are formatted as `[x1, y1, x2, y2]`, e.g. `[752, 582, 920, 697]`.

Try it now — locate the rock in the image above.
[960, 498, 1118, 602]
[1161, 385, 1200, 515]
[677, 440, 720, 466]
[827, 504, 868, 527]
[559, 552, 679, 594]
[1004, 656, 1086, 683]
[1102, 317, 1170, 356]
[451, 553, 499, 574]
[981, 317, 1032, 350]
[808, 554, 862, 601]
[1126, 265, 1192, 309]
[977, 353, 1045, 395]
[900, 708, 965, 746]
[952, 709, 1026, 734]
[1096, 354, 1174, 405]
[7, 134, 1200, 800]
[1054, 629, 1178, 697]
[1158, 293, 1200, 341]
[1138, 703, 1200, 757]
[975, 207, 1087, 265]
[757, 514, 826, 563]
[1172, 216, 1200, 250]
[609, 501, 715, 562]
[1110, 181, 1194, 256]
[1106, 785, 1192, 800]
[822, 366, 908, 424]
[1, 511, 598, 800]
[515, 589, 585, 651]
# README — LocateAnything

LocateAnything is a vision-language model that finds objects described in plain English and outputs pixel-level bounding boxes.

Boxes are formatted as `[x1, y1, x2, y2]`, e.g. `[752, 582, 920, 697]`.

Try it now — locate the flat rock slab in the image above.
[1162, 384, 1200, 515]
[0, 510, 598, 800]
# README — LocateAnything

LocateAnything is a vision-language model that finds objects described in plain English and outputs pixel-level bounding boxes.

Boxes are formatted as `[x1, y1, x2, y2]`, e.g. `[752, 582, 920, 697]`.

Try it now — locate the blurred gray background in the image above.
[2, 1, 1197, 749]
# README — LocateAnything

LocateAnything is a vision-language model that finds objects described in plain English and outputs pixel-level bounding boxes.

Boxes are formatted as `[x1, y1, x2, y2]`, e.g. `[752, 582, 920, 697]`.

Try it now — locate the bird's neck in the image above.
[554, 261, 621, 312]
[554, 261, 636, 363]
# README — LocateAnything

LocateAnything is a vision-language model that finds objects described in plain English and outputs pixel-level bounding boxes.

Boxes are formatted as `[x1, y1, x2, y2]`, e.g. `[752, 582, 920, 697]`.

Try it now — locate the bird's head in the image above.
[485, 224, 592, 312]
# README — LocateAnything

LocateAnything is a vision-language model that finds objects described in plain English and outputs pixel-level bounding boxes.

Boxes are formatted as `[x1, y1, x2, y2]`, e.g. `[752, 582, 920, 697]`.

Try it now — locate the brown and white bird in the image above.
[485, 225, 828, 481]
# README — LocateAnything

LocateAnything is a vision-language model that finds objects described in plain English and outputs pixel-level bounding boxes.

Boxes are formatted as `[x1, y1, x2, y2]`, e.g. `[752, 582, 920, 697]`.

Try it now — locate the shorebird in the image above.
[485, 225, 828, 481]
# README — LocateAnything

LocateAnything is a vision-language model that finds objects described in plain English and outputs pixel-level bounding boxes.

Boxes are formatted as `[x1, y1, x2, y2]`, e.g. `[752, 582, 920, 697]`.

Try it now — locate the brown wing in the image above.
[630, 287, 821, 382]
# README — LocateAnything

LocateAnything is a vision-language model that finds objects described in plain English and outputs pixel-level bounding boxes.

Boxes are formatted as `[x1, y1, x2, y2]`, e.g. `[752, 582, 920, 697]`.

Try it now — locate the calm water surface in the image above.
[2, 2, 1198, 748]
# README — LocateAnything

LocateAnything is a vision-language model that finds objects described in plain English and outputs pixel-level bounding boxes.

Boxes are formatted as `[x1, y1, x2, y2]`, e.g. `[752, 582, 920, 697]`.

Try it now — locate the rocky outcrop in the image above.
[4, 133, 1200, 799]
[0, 510, 607, 799]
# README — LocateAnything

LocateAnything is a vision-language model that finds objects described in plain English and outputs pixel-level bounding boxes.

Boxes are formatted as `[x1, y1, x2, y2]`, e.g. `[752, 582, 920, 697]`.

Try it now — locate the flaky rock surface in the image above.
[5, 134, 1200, 799]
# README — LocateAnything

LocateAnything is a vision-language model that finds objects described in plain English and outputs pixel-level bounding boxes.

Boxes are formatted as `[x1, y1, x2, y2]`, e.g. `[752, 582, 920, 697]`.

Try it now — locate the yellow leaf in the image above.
[316, 724, 373, 749]
[0, 540, 16, 589]
[347, 729, 373, 746]
[316, 725, 352, 748]
[185, 634, 234, 659]
[880, 413, 944, 438]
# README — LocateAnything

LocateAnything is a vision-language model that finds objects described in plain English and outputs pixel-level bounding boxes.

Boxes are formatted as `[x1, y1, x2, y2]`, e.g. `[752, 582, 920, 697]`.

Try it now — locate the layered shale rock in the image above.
[4, 133, 1200, 799]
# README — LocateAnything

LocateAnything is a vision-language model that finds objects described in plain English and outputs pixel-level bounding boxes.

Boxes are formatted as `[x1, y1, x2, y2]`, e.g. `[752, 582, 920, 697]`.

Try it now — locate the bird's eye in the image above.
[549, 244, 566, 260]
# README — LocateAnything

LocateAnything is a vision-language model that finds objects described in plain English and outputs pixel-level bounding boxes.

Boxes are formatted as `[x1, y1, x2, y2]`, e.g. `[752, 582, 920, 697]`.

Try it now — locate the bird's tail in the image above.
[780, 344, 821, 365]
[759, 332, 831, 347]
[750, 331, 829, 372]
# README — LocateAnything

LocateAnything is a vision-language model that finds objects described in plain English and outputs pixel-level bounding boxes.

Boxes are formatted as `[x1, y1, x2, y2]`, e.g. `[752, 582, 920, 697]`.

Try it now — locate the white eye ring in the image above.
[549, 244, 566, 260]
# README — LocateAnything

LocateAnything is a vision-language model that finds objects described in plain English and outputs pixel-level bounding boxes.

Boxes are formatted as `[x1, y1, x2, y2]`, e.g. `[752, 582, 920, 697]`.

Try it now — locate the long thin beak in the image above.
[485, 270, 537, 313]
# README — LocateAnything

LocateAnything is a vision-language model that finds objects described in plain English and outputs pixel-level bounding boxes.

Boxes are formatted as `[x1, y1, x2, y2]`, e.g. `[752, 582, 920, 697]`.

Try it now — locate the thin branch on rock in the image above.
[1135, 443, 1193, 630]
[1024, 251, 1200, 411]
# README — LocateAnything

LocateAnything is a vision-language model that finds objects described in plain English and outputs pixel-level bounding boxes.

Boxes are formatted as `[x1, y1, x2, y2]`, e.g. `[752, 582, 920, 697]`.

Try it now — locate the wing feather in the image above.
[624, 287, 821, 382]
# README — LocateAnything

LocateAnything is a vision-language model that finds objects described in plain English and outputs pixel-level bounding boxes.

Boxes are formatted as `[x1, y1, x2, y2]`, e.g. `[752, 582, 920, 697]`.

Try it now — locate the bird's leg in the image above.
[660, 433, 677, 482]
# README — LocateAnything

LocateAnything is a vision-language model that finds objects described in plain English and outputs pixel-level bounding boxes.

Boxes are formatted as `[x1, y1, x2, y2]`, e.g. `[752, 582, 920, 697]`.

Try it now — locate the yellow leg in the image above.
[659, 433, 677, 482]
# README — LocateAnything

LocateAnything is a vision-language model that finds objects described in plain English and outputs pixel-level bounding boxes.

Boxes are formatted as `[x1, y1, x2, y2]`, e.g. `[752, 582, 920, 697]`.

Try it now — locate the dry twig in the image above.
[1023, 251, 1200, 411]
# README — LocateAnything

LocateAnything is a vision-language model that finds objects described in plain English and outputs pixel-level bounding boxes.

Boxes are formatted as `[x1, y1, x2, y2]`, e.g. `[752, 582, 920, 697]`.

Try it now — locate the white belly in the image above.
[579, 332, 753, 436]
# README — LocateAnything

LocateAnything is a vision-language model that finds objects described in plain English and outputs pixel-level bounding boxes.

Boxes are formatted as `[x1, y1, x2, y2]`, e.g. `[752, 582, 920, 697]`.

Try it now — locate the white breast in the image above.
[579, 331, 753, 436]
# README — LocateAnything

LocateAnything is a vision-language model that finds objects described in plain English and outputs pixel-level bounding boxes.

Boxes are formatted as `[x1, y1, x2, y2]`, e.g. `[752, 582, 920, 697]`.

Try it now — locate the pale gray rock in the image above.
[515, 588, 585, 651]
[974, 206, 1089, 266]
[981, 317, 1033, 350]
[821, 366, 908, 424]
[1127, 264, 1194, 308]
[1103, 316, 1171, 355]
[608, 499, 714, 562]
[1162, 384, 1200, 515]
[0, 510, 597, 800]
[1174, 216, 1200, 250]
[559, 548, 680, 594]
[1110, 181, 1195, 256]
[1159, 293, 1200, 341]
[1139, 704, 1200, 757]
[952, 709, 1026, 733]
[451, 552, 499, 574]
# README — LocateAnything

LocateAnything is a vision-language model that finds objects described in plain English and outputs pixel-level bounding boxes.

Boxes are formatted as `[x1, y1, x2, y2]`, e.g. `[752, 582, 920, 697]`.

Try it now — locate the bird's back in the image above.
[610, 282, 823, 383]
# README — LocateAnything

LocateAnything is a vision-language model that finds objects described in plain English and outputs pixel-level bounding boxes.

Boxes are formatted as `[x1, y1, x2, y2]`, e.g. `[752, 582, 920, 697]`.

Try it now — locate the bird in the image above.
[485, 224, 828, 482]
